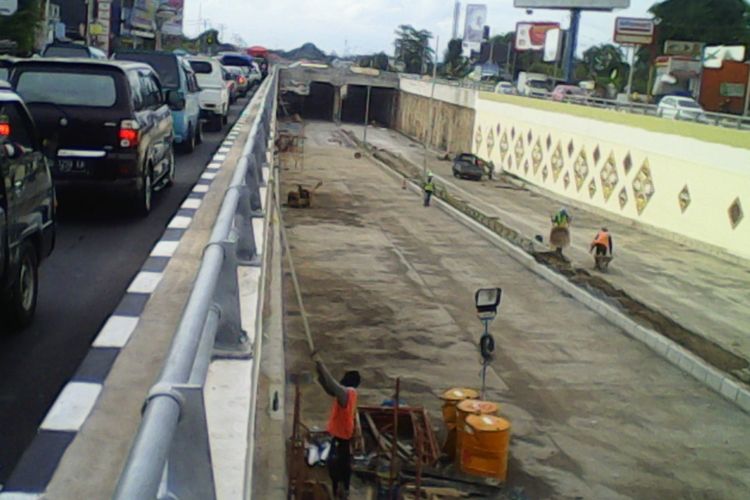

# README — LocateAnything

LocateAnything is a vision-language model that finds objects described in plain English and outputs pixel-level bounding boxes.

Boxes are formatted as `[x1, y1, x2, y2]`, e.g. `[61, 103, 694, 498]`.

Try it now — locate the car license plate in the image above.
[57, 159, 88, 173]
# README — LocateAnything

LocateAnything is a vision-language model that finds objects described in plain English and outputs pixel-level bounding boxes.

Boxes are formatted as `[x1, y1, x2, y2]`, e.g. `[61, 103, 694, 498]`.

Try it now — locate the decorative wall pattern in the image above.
[729, 198, 743, 229]
[679, 185, 691, 213]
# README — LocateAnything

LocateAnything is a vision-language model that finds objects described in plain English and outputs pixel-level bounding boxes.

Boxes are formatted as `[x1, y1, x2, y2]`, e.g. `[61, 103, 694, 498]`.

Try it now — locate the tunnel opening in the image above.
[341, 85, 397, 127]
[282, 82, 335, 121]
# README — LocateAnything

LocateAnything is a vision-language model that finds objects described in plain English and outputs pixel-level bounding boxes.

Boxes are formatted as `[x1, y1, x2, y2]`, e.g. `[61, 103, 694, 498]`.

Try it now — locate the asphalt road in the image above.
[0, 95, 251, 483]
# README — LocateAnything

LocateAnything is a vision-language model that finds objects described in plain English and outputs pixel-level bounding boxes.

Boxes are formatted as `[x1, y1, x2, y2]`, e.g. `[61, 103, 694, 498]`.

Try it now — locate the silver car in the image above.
[657, 96, 707, 122]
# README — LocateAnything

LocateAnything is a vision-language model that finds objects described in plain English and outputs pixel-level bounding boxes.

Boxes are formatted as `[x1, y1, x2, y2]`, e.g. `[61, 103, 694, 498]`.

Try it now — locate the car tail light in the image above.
[0, 123, 10, 137]
[239, 76, 246, 85]
[119, 120, 140, 148]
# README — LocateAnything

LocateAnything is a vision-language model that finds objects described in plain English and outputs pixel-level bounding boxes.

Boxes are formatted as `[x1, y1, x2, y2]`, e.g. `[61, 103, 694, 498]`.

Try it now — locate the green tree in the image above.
[441, 38, 470, 78]
[0, 0, 42, 55]
[649, 0, 750, 48]
[582, 44, 628, 92]
[358, 52, 389, 71]
[394, 24, 433, 74]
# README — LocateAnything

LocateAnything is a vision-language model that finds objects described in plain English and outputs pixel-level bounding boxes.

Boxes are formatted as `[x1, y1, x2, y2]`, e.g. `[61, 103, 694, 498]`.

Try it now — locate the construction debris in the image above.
[288, 181, 323, 208]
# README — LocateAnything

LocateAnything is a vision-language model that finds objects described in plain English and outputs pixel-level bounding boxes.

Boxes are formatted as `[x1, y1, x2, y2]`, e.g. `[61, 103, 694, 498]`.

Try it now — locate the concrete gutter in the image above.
[357, 137, 750, 416]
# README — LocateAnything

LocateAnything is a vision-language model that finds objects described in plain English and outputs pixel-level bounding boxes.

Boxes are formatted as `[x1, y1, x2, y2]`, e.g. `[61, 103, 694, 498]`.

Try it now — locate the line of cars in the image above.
[0, 45, 265, 330]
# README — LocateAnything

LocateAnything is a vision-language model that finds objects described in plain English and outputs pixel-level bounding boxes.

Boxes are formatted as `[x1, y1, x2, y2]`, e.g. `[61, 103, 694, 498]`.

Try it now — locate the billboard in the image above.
[664, 40, 705, 58]
[128, 0, 159, 32]
[464, 4, 487, 44]
[703, 46, 746, 69]
[160, 0, 184, 36]
[514, 0, 629, 9]
[0, 0, 18, 16]
[543, 28, 563, 62]
[515, 22, 560, 51]
[613, 17, 654, 45]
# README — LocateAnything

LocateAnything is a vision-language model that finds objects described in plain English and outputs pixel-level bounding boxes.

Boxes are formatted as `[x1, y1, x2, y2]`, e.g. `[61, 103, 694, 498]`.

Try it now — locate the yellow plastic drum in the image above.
[455, 399, 499, 457]
[440, 388, 478, 459]
[460, 415, 511, 482]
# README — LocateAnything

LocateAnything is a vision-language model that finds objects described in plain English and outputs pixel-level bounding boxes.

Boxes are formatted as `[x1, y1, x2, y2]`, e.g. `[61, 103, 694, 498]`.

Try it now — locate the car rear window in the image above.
[189, 61, 213, 74]
[678, 99, 700, 109]
[220, 55, 252, 67]
[16, 71, 117, 107]
[115, 53, 179, 88]
[44, 45, 90, 58]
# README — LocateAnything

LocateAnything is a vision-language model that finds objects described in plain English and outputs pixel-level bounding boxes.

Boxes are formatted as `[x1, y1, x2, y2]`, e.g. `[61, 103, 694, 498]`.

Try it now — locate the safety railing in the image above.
[112, 71, 278, 500]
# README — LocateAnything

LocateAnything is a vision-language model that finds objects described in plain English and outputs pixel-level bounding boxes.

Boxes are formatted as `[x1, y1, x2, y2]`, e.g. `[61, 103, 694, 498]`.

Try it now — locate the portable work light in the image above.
[475, 287, 502, 319]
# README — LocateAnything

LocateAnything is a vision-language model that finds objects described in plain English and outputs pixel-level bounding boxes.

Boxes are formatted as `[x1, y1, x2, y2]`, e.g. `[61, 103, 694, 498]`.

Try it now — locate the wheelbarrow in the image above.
[287, 181, 323, 208]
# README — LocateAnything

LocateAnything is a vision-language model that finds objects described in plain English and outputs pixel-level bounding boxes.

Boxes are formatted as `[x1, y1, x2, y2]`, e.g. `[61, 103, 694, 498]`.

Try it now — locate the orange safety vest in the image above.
[327, 388, 358, 440]
[593, 231, 610, 247]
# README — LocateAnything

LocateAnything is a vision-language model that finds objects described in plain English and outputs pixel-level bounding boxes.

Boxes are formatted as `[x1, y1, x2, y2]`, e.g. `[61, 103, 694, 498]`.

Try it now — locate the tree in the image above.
[441, 38, 470, 78]
[582, 44, 628, 93]
[358, 52, 390, 71]
[649, 0, 750, 48]
[394, 24, 433, 74]
[0, 0, 42, 55]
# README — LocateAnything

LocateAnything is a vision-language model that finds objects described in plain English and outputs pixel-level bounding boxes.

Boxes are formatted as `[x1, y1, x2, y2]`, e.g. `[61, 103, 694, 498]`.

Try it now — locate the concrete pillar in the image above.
[333, 86, 342, 124]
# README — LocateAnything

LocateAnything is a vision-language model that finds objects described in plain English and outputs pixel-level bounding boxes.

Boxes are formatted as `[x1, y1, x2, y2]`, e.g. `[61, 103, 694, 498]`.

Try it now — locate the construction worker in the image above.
[314, 355, 361, 499]
[590, 227, 613, 257]
[423, 173, 435, 207]
[551, 207, 571, 228]
[549, 208, 572, 257]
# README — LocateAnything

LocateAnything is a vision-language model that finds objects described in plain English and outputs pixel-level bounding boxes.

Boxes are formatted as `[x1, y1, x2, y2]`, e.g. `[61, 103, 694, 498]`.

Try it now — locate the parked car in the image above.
[657, 96, 708, 122]
[452, 153, 489, 181]
[11, 59, 175, 215]
[188, 56, 230, 131]
[0, 56, 18, 83]
[225, 66, 250, 97]
[0, 83, 56, 329]
[113, 51, 202, 153]
[551, 84, 587, 102]
[42, 41, 107, 59]
[494, 81, 517, 95]
[223, 67, 238, 104]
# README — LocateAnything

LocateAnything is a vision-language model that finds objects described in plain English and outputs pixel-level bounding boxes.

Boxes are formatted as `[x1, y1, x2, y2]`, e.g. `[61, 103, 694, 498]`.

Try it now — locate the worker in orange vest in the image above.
[590, 227, 613, 257]
[315, 355, 361, 499]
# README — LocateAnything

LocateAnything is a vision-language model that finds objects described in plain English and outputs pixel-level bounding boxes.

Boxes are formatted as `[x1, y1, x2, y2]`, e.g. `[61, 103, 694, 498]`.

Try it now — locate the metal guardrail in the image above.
[113, 72, 278, 500]
[401, 73, 750, 130]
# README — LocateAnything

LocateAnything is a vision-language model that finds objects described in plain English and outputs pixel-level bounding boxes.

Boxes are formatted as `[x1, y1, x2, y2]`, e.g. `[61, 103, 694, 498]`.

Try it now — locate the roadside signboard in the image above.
[614, 17, 654, 45]
[720, 82, 746, 98]
[0, 0, 17, 16]
[664, 40, 704, 58]
[514, 0, 629, 10]
[161, 0, 184, 36]
[543, 28, 563, 62]
[703, 45, 746, 69]
[464, 4, 487, 44]
[515, 22, 560, 51]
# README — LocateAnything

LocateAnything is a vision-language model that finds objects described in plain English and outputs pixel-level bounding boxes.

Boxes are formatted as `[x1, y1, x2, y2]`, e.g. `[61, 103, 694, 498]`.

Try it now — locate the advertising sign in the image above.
[613, 17, 654, 45]
[0, 0, 17, 16]
[515, 22, 560, 51]
[720, 82, 746, 98]
[464, 4, 488, 44]
[514, 0, 629, 10]
[703, 45, 746, 69]
[161, 0, 184, 36]
[129, 0, 158, 32]
[664, 40, 705, 58]
[543, 28, 563, 62]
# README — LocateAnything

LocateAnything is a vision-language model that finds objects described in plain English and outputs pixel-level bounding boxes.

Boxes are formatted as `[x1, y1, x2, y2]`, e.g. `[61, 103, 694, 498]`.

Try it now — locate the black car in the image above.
[42, 41, 107, 60]
[0, 84, 56, 330]
[11, 59, 176, 215]
[452, 153, 488, 181]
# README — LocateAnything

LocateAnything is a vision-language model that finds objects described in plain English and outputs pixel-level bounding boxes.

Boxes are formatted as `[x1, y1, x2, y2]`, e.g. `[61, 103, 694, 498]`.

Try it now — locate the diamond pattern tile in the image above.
[619, 187, 629, 209]
[542, 164, 549, 182]
[588, 178, 597, 198]
[527, 130, 533, 144]
[486, 128, 495, 155]
[573, 149, 589, 192]
[563, 171, 571, 189]
[546, 134, 552, 151]
[496, 123, 501, 135]
[475, 125, 483, 150]
[593, 146, 601, 165]
[679, 185, 691, 213]
[532, 139, 543, 174]
[511, 126, 515, 139]
[499, 132, 509, 159]
[729, 198, 743, 228]
[632, 160, 655, 215]
[623, 152, 633, 174]
[514, 137, 525, 167]
[551, 143, 564, 181]
[524, 159, 530, 174]
[568, 140, 575, 157]
[600, 153, 619, 201]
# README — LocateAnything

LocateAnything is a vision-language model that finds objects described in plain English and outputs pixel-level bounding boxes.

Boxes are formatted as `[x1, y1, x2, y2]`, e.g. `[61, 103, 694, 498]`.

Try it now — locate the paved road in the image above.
[282, 121, 750, 499]
[0, 95, 251, 483]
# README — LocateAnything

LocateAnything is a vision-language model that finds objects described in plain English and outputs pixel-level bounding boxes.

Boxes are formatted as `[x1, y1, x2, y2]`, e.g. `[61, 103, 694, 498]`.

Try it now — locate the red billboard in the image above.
[515, 22, 561, 51]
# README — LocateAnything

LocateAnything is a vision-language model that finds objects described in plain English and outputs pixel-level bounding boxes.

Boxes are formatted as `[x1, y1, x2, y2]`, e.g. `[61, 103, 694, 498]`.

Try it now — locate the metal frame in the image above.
[113, 71, 279, 500]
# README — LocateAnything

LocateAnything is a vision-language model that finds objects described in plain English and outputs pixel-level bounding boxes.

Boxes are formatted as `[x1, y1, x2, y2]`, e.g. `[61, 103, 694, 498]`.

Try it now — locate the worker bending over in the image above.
[315, 355, 361, 499]
[590, 227, 614, 256]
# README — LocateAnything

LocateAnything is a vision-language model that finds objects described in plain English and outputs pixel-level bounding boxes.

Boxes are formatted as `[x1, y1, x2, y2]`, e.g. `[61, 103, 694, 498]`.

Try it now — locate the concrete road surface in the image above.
[0, 96, 251, 483]
[282, 121, 750, 499]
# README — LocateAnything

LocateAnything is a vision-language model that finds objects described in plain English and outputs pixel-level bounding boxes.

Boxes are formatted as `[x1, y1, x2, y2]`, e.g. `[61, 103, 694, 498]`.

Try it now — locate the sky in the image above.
[183, 0, 654, 56]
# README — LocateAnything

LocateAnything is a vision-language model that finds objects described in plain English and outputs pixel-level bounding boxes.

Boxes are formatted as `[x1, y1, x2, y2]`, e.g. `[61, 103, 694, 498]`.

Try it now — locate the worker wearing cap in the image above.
[423, 174, 435, 207]
[314, 354, 361, 499]
[590, 227, 613, 257]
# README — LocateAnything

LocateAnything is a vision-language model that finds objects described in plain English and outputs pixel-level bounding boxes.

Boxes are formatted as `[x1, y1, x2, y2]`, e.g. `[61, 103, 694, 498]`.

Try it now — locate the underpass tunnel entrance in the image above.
[282, 82, 335, 120]
[341, 85, 397, 127]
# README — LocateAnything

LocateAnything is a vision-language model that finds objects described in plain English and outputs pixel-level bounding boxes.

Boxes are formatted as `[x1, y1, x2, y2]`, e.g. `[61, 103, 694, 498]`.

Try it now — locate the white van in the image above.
[187, 56, 230, 131]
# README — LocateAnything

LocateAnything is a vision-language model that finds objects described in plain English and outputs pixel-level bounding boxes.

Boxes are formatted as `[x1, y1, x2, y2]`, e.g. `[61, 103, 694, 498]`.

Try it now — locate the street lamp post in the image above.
[475, 287, 503, 399]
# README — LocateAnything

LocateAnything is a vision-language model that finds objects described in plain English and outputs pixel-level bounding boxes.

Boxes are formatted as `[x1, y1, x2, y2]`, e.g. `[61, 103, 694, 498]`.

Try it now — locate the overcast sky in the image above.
[184, 0, 654, 56]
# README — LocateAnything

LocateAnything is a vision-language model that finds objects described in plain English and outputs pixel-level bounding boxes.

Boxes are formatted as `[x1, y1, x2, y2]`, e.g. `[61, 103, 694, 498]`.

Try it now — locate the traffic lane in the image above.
[0, 95, 251, 483]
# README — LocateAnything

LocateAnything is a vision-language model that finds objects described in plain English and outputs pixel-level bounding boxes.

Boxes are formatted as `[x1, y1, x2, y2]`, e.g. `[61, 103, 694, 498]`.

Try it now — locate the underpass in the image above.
[0, 94, 252, 485]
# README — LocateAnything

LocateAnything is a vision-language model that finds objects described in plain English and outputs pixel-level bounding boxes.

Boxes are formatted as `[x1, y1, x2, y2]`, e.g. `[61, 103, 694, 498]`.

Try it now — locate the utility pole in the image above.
[625, 45, 636, 99]
[85, 0, 94, 45]
[363, 85, 372, 144]
[423, 35, 439, 180]
[562, 9, 581, 83]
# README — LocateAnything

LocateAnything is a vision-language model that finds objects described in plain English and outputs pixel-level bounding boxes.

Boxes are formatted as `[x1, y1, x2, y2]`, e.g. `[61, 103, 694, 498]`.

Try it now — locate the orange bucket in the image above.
[460, 415, 511, 481]
[440, 388, 478, 459]
[455, 399, 498, 458]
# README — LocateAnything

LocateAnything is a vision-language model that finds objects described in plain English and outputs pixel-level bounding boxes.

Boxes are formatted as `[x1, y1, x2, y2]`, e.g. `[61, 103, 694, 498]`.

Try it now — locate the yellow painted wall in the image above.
[473, 97, 750, 259]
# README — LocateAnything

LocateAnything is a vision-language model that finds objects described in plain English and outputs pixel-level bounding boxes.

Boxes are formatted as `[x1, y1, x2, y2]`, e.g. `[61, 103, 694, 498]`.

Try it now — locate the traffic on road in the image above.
[0, 44, 263, 481]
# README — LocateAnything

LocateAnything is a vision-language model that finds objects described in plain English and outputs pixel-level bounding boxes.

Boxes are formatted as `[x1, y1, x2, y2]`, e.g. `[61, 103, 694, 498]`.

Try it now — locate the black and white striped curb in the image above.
[0, 107, 260, 499]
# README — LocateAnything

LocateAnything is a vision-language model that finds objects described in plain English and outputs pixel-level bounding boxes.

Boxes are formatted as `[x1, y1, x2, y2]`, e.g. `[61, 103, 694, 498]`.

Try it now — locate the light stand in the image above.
[475, 287, 502, 399]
